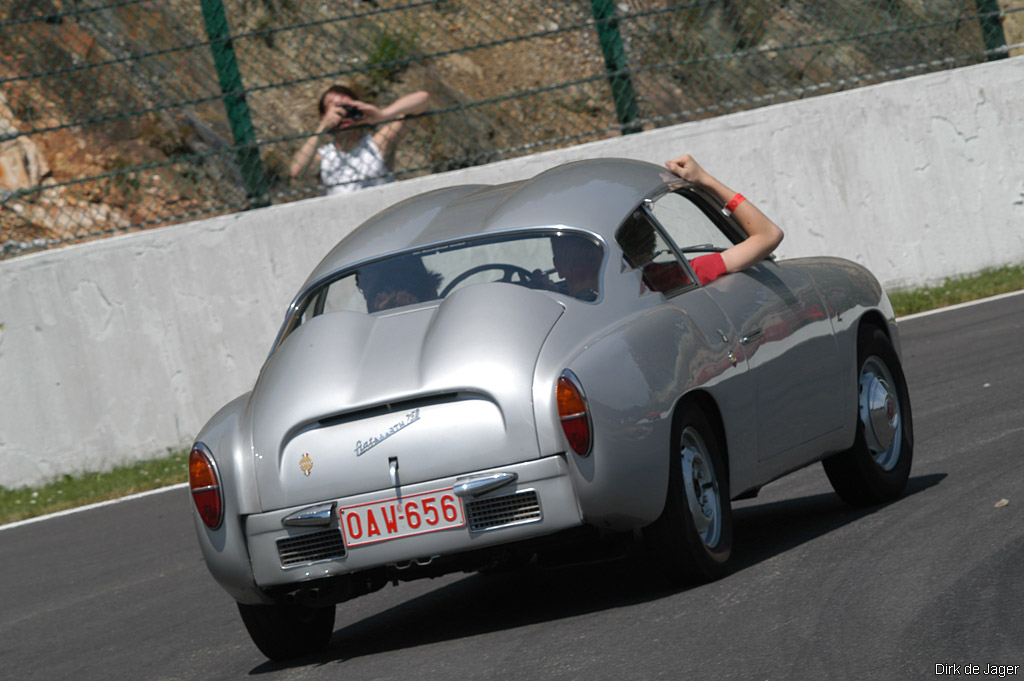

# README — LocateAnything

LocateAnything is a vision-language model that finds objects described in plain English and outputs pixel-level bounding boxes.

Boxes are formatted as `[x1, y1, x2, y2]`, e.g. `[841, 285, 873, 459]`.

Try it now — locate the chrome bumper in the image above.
[245, 455, 581, 588]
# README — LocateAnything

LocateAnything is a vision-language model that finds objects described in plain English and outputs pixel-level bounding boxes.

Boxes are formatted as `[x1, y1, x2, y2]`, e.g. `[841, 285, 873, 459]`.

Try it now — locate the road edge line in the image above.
[0, 482, 189, 532]
[896, 289, 1024, 322]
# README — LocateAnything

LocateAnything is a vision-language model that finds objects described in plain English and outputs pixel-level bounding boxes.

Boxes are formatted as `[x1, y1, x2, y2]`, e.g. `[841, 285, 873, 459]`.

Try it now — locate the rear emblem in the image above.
[299, 453, 313, 477]
[355, 408, 421, 456]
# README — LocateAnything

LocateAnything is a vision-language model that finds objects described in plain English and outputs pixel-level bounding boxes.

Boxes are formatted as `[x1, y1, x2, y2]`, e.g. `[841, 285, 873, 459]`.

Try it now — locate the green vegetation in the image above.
[0, 449, 189, 526]
[365, 26, 419, 95]
[2, 265, 1021, 527]
[889, 263, 1024, 316]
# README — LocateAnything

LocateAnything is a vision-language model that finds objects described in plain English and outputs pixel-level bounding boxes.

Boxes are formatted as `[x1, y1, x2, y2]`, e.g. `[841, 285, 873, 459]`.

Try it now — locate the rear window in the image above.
[295, 231, 604, 325]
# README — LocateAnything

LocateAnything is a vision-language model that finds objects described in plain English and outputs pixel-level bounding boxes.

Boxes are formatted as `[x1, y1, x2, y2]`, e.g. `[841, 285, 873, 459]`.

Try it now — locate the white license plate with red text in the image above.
[340, 488, 465, 547]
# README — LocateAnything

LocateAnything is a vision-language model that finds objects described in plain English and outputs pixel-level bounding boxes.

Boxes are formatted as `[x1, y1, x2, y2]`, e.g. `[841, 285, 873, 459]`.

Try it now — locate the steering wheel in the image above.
[440, 263, 534, 297]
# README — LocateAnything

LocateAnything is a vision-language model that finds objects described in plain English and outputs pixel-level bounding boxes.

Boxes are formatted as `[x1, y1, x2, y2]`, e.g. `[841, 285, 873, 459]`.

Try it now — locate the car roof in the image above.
[302, 157, 672, 287]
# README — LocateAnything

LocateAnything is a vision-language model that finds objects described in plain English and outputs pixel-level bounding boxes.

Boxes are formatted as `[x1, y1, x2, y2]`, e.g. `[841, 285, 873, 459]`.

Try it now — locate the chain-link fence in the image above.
[1, 0, 1020, 258]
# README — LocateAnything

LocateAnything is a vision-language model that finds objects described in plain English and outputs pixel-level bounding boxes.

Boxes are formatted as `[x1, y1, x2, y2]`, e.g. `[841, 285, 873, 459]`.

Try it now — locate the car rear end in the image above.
[191, 282, 592, 604]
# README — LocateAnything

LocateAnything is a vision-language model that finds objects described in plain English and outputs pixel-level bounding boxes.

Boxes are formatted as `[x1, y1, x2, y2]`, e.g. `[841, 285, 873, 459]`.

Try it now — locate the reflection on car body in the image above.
[188, 158, 913, 661]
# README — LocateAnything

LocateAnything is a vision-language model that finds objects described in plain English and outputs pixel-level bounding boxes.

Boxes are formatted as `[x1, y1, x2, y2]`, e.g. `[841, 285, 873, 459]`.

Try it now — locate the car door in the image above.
[647, 189, 846, 462]
[615, 206, 760, 485]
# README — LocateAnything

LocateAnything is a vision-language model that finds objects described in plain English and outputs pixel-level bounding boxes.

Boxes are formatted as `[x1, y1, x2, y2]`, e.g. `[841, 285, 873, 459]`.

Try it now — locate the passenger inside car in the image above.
[664, 154, 784, 283]
[616, 211, 693, 294]
[357, 256, 443, 312]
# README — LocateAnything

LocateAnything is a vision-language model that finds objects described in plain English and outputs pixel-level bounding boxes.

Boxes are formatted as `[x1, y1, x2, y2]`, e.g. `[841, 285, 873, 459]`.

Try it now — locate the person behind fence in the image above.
[289, 85, 430, 195]
[664, 153, 784, 284]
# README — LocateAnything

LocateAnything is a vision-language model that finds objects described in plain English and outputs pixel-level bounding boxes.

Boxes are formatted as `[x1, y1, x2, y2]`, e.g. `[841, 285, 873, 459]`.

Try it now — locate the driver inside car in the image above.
[529, 235, 603, 301]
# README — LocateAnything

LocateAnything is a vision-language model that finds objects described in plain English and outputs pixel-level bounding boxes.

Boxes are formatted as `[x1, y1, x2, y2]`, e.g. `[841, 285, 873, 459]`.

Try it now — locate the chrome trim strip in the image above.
[281, 501, 338, 527]
[453, 472, 519, 498]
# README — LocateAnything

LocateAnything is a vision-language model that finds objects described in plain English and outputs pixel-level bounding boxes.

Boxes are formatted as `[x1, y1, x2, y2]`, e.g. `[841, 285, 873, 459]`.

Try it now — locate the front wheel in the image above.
[644, 402, 733, 585]
[237, 601, 335, 661]
[823, 324, 914, 506]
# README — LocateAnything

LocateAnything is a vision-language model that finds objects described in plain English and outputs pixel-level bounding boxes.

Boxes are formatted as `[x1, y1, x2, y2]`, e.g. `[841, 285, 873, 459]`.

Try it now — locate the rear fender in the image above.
[795, 256, 900, 440]
[191, 393, 271, 605]
[535, 294, 732, 529]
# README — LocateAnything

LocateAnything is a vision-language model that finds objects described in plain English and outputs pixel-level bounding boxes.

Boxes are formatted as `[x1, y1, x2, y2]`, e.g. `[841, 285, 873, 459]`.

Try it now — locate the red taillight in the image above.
[189, 444, 223, 529]
[557, 372, 592, 456]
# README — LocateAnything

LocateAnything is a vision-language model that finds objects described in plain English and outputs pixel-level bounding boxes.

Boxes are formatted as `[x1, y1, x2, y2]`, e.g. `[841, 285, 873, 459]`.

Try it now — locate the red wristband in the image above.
[724, 193, 745, 215]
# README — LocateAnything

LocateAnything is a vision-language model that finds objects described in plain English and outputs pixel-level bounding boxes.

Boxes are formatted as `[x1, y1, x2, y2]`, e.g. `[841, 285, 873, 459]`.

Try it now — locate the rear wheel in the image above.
[823, 324, 914, 506]
[237, 601, 335, 661]
[644, 402, 733, 584]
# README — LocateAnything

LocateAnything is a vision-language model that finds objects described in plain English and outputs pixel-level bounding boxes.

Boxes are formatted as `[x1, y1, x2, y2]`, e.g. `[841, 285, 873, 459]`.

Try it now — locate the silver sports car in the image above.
[188, 158, 913, 660]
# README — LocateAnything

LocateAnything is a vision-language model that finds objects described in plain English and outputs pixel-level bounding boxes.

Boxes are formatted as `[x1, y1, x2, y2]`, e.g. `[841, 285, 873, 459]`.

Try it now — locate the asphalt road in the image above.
[3, 293, 1022, 681]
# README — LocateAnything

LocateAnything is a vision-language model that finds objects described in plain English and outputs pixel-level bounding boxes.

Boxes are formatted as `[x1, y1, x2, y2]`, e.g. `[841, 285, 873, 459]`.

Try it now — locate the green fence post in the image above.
[590, 0, 642, 135]
[975, 0, 1008, 60]
[200, 0, 269, 207]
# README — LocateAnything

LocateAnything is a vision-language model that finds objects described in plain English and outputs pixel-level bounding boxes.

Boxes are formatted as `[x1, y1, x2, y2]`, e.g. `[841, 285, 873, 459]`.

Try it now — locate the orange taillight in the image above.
[189, 444, 223, 529]
[557, 373, 592, 456]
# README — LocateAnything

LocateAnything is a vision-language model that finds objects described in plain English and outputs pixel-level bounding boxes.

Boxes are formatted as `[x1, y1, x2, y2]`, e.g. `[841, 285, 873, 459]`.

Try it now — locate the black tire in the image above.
[644, 401, 733, 585]
[823, 324, 914, 506]
[237, 601, 335, 661]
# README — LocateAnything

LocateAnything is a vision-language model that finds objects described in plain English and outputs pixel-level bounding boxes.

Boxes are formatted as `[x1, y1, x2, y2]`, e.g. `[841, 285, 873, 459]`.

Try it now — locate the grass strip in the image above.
[889, 263, 1024, 316]
[0, 449, 189, 525]
[3, 264, 1022, 526]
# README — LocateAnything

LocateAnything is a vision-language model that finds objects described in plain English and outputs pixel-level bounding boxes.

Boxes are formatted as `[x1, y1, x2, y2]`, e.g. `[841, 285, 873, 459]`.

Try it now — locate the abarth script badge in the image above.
[354, 408, 421, 457]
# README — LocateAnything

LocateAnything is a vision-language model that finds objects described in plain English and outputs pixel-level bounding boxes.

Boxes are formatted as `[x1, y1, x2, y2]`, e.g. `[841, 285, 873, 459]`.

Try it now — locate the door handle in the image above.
[740, 330, 764, 345]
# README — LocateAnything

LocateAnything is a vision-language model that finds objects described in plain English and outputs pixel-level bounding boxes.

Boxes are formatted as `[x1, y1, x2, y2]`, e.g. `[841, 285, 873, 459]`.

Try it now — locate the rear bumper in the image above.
[245, 454, 582, 588]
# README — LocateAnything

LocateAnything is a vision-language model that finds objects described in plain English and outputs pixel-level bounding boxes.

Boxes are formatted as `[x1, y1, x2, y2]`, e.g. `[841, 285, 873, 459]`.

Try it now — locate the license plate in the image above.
[340, 488, 465, 547]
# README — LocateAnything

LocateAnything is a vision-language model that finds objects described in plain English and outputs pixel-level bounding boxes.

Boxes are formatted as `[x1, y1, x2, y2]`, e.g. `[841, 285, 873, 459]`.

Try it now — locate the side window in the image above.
[616, 209, 693, 295]
[650, 191, 735, 254]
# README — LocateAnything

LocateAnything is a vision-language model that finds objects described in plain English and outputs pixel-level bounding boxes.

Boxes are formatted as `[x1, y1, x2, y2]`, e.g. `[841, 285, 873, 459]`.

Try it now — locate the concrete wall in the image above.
[1, 57, 1022, 489]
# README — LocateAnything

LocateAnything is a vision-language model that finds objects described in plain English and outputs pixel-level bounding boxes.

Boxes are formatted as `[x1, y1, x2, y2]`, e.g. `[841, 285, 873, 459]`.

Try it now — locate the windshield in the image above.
[293, 230, 604, 327]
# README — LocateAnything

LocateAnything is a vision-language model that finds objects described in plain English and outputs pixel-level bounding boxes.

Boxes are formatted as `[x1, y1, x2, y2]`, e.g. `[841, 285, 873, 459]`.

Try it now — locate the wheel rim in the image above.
[858, 355, 903, 471]
[679, 426, 722, 548]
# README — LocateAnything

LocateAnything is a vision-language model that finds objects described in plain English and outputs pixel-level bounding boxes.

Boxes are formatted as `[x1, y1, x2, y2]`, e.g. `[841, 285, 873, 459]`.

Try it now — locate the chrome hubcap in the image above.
[680, 426, 721, 548]
[858, 356, 902, 471]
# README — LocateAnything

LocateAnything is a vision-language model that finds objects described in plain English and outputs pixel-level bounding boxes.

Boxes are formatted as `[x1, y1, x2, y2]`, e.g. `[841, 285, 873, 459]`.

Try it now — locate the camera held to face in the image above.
[341, 104, 363, 120]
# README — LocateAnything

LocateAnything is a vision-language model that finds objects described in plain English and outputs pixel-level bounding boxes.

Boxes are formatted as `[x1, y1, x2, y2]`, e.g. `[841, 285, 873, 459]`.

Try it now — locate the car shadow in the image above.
[248, 472, 945, 673]
[729, 472, 944, 572]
